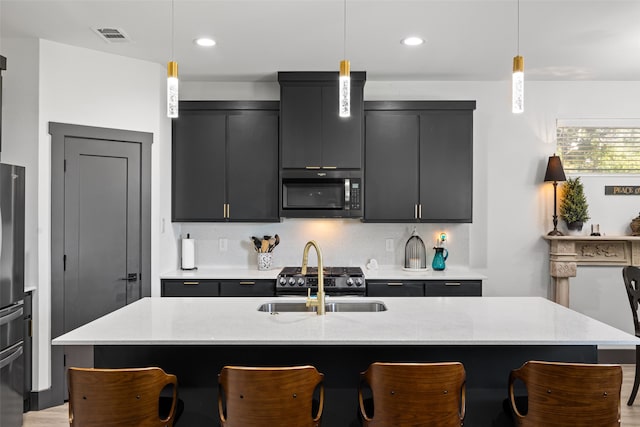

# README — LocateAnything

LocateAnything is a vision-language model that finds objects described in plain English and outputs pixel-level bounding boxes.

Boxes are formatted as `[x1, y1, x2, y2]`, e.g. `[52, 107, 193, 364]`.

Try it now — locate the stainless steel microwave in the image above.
[280, 170, 363, 218]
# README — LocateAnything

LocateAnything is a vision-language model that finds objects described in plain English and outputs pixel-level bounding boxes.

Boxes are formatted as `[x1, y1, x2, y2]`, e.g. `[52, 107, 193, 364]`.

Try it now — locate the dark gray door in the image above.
[63, 138, 140, 333]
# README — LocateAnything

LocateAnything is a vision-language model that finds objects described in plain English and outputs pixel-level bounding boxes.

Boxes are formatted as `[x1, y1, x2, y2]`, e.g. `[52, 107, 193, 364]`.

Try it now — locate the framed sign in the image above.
[605, 186, 640, 195]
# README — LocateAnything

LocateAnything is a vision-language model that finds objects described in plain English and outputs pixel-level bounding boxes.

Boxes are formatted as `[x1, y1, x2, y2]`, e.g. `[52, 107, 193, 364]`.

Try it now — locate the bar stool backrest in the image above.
[68, 367, 178, 427]
[509, 361, 622, 427]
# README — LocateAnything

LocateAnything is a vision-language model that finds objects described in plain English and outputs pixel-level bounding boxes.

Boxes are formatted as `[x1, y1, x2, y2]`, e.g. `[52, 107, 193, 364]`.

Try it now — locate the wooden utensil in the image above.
[261, 239, 269, 253]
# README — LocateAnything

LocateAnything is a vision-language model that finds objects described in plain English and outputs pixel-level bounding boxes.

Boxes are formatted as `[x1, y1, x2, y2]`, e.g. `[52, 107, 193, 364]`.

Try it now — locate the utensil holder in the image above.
[257, 253, 273, 271]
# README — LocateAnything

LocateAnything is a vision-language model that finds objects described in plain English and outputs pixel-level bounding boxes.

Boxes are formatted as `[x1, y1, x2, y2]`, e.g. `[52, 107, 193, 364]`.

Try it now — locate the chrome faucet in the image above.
[302, 240, 325, 315]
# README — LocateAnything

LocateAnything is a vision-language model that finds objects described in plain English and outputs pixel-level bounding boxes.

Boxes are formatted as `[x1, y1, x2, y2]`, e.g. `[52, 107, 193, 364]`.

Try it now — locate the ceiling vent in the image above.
[92, 27, 132, 43]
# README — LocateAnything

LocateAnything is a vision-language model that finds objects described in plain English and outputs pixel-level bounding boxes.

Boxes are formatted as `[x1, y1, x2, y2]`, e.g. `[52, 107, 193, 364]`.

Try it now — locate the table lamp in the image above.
[544, 154, 567, 236]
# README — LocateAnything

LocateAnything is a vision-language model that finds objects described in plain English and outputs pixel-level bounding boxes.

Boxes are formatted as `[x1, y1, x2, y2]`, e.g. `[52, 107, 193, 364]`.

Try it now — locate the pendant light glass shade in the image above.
[512, 55, 524, 114]
[167, 61, 179, 118]
[339, 59, 351, 118]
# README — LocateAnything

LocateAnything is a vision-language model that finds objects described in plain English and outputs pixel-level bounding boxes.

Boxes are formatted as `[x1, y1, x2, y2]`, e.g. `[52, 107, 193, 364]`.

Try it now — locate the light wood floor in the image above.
[23, 365, 640, 426]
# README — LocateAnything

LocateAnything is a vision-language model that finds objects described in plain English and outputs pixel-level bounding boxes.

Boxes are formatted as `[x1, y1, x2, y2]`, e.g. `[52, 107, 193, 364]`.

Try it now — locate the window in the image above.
[556, 121, 640, 174]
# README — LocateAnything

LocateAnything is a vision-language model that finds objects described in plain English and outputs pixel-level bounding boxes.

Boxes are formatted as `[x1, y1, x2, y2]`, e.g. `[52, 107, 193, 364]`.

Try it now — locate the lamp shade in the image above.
[544, 155, 566, 182]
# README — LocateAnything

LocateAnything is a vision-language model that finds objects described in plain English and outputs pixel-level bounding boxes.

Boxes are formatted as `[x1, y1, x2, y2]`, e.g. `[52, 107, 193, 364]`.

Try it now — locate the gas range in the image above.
[276, 266, 366, 296]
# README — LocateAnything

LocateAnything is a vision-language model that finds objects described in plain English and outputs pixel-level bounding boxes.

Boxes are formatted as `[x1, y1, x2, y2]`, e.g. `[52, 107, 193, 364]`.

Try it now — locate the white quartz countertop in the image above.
[161, 267, 281, 280]
[160, 266, 486, 281]
[53, 296, 639, 347]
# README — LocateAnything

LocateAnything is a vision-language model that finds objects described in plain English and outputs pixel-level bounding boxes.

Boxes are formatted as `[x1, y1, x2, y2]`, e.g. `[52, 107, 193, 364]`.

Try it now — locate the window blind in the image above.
[556, 126, 640, 173]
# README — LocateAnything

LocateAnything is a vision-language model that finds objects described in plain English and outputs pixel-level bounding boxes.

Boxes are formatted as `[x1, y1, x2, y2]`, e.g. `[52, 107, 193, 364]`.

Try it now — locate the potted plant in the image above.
[560, 177, 590, 233]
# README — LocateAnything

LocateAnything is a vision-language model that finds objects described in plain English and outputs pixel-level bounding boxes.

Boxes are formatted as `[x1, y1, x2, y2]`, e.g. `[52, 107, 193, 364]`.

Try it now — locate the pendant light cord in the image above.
[171, 0, 175, 60]
[516, 0, 520, 55]
[343, 0, 347, 59]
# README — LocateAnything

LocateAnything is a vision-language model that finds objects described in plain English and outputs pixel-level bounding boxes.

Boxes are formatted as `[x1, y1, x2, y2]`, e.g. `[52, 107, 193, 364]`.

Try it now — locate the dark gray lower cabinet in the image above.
[161, 280, 219, 297]
[161, 279, 275, 297]
[23, 291, 32, 412]
[219, 280, 275, 297]
[367, 281, 424, 297]
[367, 280, 482, 297]
[425, 280, 482, 297]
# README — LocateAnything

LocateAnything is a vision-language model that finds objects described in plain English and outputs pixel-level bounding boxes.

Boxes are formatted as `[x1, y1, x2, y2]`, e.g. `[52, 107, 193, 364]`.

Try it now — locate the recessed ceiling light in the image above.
[401, 37, 424, 46]
[195, 38, 216, 47]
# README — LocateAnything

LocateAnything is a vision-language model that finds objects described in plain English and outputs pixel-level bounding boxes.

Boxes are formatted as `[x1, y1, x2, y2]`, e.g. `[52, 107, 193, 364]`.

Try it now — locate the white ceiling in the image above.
[1, 0, 639, 83]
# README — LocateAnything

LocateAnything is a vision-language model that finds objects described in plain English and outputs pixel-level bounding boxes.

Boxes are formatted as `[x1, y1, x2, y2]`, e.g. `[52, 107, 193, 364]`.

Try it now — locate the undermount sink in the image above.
[257, 300, 387, 313]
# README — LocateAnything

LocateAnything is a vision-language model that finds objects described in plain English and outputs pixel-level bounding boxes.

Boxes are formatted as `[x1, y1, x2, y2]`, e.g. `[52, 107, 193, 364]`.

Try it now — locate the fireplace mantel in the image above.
[543, 235, 640, 307]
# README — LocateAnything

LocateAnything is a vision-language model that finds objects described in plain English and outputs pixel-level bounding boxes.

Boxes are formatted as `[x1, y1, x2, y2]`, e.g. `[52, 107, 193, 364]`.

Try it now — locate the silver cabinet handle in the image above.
[183, 281, 200, 285]
[445, 282, 461, 286]
[239, 281, 255, 285]
[418, 204, 422, 219]
[414, 204, 418, 219]
[387, 282, 404, 286]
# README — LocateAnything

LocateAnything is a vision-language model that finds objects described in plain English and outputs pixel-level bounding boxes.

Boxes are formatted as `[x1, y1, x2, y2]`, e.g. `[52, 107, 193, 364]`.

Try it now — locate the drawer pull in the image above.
[239, 281, 255, 285]
[445, 282, 461, 286]
[183, 281, 200, 285]
[387, 282, 403, 286]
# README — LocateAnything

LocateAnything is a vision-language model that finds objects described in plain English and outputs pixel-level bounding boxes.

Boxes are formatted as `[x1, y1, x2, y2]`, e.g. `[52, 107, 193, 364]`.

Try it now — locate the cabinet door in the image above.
[219, 280, 276, 297]
[280, 85, 322, 168]
[227, 112, 279, 221]
[321, 85, 363, 169]
[367, 281, 424, 297]
[364, 113, 419, 221]
[172, 111, 226, 221]
[424, 280, 482, 297]
[161, 280, 220, 297]
[419, 111, 473, 222]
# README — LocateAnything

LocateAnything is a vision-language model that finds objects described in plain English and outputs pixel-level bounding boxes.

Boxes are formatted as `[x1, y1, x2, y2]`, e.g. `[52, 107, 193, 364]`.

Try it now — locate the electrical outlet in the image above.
[385, 238, 394, 252]
[219, 238, 228, 252]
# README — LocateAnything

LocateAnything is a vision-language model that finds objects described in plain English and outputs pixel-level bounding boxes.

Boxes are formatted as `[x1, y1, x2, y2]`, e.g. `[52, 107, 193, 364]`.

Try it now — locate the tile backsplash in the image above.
[179, 219, 470, 270]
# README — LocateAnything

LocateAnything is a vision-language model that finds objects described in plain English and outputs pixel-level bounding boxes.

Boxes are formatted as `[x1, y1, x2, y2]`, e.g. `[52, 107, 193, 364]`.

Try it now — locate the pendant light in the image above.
[512, 0, 524, 114]
[167, 0, 179, 118]
[339, 0, 350, 118]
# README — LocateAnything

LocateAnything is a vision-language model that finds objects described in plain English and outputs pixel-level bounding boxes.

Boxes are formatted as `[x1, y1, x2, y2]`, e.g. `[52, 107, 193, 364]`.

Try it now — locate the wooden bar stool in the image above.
[68, 366, 179, 426]
[508, 360, 622, 426]
[218, 365, 324, 427]
[358, 362, 466, 427]
[623, 265, 640, 405]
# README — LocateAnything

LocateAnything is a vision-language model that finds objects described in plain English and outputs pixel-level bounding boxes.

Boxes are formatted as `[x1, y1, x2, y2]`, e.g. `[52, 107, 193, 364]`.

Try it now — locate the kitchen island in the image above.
[54, 296, 639, 426]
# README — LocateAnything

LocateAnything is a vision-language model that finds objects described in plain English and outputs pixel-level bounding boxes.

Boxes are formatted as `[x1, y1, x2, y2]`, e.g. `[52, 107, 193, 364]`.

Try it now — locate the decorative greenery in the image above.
[560, 177, 590, 224]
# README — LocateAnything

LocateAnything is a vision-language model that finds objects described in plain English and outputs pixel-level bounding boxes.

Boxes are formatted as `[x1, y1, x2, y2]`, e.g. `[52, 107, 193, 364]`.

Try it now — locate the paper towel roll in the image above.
[181, 236, 195, 270]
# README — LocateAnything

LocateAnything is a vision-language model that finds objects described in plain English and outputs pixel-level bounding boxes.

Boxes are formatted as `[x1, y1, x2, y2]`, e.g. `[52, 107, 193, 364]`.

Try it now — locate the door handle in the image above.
[119, 273, 138, 282]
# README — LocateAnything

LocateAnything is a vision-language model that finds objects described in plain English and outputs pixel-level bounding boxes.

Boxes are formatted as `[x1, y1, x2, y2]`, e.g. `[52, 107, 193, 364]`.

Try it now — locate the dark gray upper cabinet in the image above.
[364, 101, 476, 223]
[278, 72, 366, 170]
[172, 101, 280, 222]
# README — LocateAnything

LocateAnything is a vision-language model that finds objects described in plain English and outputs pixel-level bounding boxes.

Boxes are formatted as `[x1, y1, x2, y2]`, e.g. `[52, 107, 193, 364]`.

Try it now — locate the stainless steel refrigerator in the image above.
[0, 163, 25, 427]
